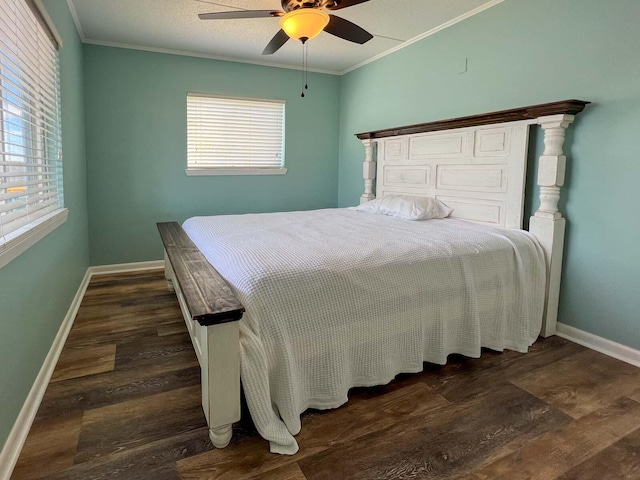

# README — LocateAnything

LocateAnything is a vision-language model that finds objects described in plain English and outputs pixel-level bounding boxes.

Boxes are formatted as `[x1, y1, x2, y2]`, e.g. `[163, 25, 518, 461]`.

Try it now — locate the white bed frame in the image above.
[162, 100, 589, 449]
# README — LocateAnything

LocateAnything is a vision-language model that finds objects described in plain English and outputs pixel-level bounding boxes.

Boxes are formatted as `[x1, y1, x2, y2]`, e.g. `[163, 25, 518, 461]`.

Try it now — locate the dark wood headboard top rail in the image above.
[355, 99, 590, 140]
[158, 222, 244, 326]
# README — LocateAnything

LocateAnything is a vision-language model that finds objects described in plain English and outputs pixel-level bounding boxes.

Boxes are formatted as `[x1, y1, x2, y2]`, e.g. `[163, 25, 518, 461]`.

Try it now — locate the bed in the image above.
[158, 99, 589, 454]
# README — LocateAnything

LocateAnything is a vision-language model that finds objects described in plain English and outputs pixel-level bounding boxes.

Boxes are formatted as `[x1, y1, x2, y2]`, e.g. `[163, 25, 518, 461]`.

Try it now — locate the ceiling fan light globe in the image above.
[279, 9, 330, 41]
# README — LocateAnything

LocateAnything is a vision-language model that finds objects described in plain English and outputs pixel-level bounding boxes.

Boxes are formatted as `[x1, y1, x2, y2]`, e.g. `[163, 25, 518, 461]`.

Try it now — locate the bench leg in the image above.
[209, 424, 233, 448]
[202, 321, 241, 449]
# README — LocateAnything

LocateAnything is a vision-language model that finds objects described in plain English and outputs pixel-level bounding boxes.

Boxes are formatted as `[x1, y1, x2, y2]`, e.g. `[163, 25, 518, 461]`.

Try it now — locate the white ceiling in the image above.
[67, 0, 502, 74]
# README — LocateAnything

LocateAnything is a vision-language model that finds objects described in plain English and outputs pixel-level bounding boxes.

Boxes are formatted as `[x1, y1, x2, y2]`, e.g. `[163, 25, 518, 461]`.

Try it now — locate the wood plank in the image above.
[158, 221, 244, 325]
[422, 336, 585, 402]
[35, 366, 201, 422]
[75, 289, 180, 320]
[65, 270, 185, 348]
[511, 349, 640, 419]
[297, 382, 571, 480]
[78, 271, 171, 307]
[557, 426, 640, 480]
[75, 385, 206, 463]
[65, 307, 182, 348]
[470, 397, 640, 480]
[75, 299, 180, 322]
[629, 387, 640, 403]
[37, 427, 212, 480]
[249, 463, 308, 480]
[114, 332, 197, 370]
[11, 412, 83, 480]
[296, 382, 450, 451]
[356, 99, 589, 139]
[73, 299, 181, 327]
[157, 322, 188, 337]
[50, 344, 116, 383]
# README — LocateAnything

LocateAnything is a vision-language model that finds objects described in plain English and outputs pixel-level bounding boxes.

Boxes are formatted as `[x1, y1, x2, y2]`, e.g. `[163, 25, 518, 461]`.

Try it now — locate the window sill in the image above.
[185, 168, 288, 177]
[0, 208, 68, 269]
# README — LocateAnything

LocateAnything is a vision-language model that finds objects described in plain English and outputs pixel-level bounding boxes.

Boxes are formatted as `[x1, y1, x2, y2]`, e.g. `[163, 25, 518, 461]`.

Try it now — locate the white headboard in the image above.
[374, 121, 531, 229]
[356, 100, 589, 337]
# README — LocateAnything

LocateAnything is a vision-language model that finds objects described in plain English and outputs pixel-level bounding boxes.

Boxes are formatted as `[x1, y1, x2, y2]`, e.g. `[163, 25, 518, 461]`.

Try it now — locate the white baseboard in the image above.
[0, 268, 92, 480]
[0, 259, 165, 480]
[556, 322, 640, 368]
[88, 260, 163, 276]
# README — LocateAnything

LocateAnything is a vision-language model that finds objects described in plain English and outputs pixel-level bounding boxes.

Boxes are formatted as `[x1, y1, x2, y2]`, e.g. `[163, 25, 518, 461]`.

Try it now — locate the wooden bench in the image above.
[157, 221, 243, 448]
[157, 222, 244, 325]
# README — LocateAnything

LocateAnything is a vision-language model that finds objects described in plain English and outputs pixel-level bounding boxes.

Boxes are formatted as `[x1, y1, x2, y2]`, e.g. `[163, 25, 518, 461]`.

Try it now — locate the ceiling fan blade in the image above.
[324, 15, 373, 44]
[262, 29, 290, 55]
[325, 0, 370, 10]
[199, 10, 284, 20]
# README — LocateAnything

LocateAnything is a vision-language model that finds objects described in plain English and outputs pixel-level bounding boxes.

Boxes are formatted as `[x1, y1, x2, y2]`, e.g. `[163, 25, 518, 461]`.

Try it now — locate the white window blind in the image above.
[187, 94, 285, 174]
[0, 0, 63, 257]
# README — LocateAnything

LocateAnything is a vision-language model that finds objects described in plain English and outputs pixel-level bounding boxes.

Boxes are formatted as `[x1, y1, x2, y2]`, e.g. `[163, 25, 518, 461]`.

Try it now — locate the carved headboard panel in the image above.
[374, 121, 531, 229]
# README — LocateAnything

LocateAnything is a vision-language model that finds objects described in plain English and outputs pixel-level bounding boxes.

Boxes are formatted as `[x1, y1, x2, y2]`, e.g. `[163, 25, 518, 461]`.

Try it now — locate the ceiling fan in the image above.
[199, 0, 374, 55]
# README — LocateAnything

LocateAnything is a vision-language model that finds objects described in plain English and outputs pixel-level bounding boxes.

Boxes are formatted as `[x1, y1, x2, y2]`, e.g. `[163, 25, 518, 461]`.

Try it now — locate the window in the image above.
[0, 0, 65, 268]
[186, 94, 286, 176]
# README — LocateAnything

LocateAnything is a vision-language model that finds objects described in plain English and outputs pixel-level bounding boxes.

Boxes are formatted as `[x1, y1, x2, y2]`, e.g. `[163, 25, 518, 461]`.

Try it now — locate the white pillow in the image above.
[354, 194, 453, 220]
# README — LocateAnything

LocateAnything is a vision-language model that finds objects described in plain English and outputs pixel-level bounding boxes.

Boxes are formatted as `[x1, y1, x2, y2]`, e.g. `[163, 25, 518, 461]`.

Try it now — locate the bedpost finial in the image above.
[360, 139, 376, 205]
[534, 114, 575, 219]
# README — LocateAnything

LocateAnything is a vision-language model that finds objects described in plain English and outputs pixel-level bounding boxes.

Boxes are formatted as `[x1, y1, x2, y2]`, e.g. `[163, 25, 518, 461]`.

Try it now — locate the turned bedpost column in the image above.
[360, 138, 376, 205]
[529, 114, 575, 338]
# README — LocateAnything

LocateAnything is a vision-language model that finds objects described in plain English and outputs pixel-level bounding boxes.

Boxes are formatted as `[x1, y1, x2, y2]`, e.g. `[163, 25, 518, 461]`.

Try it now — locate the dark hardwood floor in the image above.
[11, 270, 640, 479]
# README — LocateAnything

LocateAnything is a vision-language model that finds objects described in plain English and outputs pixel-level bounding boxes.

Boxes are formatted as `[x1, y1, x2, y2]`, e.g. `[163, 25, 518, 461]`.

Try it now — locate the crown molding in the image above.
[65, 0, 85, 42]
[83, 39, 341, 76]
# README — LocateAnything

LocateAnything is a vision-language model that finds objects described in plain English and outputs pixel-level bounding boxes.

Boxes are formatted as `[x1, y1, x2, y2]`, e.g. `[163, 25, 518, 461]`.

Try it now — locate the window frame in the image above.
[0, 0, 67, 269]
[185, 93, 287, 176]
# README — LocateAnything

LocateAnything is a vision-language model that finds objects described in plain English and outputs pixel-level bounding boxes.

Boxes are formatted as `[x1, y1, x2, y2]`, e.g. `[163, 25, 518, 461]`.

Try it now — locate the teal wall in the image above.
[338, 0, 640, 349]
[83, 46, 341, 265]
[0, 1, 89, 450]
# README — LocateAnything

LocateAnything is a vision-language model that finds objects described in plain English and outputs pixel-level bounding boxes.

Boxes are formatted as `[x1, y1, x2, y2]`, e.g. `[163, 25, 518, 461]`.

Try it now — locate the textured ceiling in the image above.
[68, 0, 501, 74]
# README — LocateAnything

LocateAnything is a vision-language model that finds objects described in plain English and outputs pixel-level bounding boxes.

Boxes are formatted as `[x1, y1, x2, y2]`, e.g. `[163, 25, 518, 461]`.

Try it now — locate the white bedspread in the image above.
[182, 208, 546, 454]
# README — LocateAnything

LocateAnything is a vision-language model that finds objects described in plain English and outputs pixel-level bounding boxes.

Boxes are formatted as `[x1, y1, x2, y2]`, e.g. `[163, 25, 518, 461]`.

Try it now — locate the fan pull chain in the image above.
[301, 41, 305, 98]
[305, 42, 309, 91]
[300, 40, 309, 98]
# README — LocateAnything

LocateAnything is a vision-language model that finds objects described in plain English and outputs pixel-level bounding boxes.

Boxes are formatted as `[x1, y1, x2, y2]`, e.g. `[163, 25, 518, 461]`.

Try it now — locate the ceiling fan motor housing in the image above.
[198, 0, 372, 56]
[282, 0, 340, 12]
